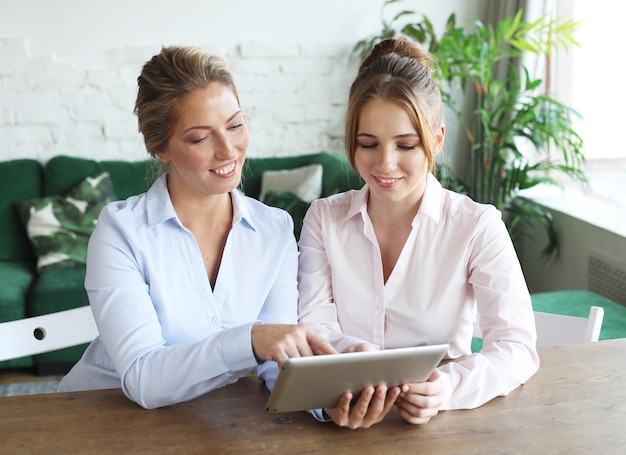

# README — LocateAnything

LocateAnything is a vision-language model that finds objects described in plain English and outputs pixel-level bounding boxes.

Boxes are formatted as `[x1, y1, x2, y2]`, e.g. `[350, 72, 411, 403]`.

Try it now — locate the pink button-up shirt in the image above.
[297, 173, 539, 410]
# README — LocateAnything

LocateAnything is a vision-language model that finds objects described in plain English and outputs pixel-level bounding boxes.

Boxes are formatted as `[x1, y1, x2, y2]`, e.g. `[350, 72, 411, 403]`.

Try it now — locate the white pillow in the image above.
[259, 164, 323, 203]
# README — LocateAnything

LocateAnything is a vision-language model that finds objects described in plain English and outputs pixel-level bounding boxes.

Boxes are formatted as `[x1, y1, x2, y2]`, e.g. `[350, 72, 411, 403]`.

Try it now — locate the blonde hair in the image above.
[345, 36, 444, 173]
[134, 46, 239, 157]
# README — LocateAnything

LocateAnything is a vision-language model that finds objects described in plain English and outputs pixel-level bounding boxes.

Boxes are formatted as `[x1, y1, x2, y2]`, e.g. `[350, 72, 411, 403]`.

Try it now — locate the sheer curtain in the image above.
[519, 0, 555, 96]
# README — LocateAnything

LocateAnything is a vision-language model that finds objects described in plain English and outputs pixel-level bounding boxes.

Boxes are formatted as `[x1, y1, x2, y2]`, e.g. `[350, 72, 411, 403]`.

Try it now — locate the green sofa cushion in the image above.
[0, 159, 42, 261]
[43, 155, 158, 199]
[0, 260, 36, 320]
[28, 266, 89, 316]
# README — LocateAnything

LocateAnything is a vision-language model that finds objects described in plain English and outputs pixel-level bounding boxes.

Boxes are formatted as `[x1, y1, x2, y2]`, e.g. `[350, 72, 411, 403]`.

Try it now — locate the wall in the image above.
[0, 0, 486, 163]
[519, 191, 626, 305]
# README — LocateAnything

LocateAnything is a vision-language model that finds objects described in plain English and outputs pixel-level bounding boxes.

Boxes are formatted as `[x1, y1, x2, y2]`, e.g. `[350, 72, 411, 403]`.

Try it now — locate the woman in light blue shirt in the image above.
[59, 46, 334, 409]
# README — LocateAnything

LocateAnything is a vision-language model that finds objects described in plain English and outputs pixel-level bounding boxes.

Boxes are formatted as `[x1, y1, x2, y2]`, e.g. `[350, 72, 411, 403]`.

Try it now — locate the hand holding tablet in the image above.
[265, 344, 449, 413]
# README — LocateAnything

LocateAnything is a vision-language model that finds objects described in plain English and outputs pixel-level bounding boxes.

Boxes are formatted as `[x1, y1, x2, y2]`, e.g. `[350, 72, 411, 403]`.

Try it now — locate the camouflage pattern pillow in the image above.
[15, 172, 115, 271]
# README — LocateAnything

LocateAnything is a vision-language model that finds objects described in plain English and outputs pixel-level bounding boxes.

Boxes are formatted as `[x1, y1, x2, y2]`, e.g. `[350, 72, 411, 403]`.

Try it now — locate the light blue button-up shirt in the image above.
[59, 173, 298, 409]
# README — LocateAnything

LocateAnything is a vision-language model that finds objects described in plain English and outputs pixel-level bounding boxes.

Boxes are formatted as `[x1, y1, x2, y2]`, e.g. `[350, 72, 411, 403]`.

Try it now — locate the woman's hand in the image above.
[323, 385, 401, 430]
[395, 369, 443, 424]
[342, 343, 380, 353]
[251, 324, 336, 366]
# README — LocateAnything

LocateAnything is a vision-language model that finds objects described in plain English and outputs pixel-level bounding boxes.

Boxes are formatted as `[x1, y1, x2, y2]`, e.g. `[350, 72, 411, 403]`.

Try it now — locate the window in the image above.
[553, 0, 626, 210]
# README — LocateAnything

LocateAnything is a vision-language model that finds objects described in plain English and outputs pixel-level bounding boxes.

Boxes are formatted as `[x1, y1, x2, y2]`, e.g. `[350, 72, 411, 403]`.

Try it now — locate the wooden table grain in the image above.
[2, 339, 626, 454]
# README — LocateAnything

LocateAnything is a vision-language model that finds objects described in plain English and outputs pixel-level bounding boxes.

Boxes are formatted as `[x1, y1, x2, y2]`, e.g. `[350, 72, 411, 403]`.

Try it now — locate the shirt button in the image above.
[377, 304, 383, 310]
[210, 317, 219, 325]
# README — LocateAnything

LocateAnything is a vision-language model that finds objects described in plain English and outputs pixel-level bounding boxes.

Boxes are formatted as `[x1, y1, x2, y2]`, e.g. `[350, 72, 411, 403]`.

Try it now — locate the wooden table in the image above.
[2, 339, 626, 454]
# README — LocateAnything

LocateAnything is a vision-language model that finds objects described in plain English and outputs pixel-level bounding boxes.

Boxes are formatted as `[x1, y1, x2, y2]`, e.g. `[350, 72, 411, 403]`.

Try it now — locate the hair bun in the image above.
[358, 36, 434, 77]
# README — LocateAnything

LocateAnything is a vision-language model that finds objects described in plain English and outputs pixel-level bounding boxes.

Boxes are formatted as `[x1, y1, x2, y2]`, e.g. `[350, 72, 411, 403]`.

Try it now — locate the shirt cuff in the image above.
[437, 368, 454, 411]
[309, 408, 333, 422]
[220, 321, 259, 371]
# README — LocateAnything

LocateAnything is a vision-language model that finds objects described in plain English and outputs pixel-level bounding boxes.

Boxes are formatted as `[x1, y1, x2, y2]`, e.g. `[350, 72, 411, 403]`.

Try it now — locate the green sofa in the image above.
[0, 152, 363, 374]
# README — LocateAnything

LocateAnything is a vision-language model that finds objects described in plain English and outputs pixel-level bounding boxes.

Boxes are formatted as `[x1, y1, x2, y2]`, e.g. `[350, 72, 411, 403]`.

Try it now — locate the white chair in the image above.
[473, 306, 604, 348]
[0, 306, 98, 362]
[533, 306, 604, 347]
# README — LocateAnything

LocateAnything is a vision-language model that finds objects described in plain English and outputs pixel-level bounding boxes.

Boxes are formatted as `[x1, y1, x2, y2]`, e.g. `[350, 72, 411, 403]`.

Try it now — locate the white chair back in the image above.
[533, 306, 604, 347]
[473, 306, 604, 347]
[0, 306, 98, 362]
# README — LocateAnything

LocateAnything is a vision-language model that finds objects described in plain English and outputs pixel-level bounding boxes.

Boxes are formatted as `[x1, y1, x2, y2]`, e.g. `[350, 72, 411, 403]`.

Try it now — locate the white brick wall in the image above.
[0, 0, 483, 164]
[0, 36, 357, 162]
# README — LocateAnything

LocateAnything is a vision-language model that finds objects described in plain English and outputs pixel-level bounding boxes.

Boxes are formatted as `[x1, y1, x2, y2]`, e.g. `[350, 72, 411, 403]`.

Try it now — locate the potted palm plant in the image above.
[353, 0, 587, 260]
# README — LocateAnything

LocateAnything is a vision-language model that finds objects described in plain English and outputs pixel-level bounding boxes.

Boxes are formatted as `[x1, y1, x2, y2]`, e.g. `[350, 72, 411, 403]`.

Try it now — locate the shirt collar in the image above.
[418, 173, 443, 225]
[344, 185, 370, 223]
[342, 172, 444, 225]
[145, 173, 255, 231]
[145, 174, 177, 227]
[231, 188, 256, 231]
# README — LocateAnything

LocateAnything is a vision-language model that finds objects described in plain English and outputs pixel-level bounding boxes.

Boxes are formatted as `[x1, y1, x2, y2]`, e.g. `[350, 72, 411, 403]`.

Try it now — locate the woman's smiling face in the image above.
[354, 98, 438, 207]
[157, 82, 249, 197]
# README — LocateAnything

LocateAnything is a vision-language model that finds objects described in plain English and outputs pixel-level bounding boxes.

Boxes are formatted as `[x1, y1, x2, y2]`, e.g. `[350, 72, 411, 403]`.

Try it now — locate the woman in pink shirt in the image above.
[298, 36, 540, 429]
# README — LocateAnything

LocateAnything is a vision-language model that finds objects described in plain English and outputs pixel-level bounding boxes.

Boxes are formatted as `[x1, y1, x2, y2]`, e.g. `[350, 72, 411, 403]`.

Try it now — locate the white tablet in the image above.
[265, 343, 449, 413]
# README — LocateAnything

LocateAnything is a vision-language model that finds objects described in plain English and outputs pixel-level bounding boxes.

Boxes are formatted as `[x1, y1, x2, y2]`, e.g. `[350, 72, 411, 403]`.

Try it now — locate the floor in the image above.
[0, 367, 63, 385]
